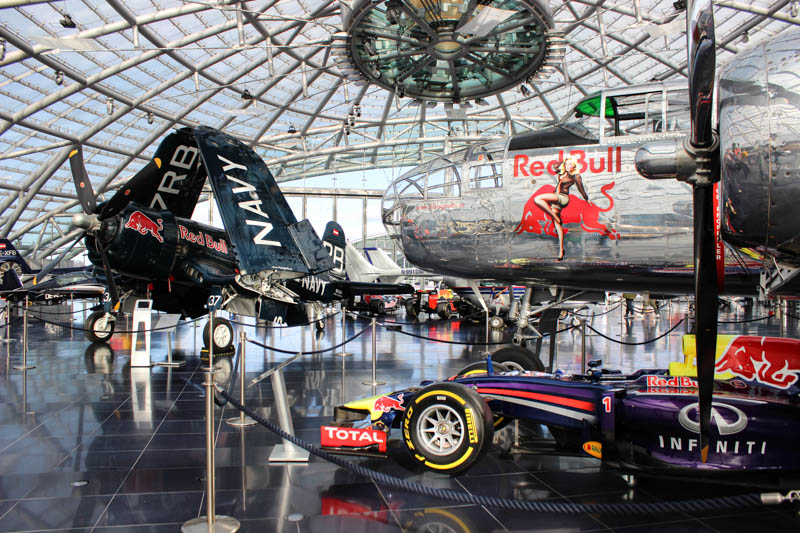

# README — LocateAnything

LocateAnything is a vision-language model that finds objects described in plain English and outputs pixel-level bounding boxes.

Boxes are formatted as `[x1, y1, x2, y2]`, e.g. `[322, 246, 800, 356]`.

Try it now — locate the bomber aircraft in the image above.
[38, 127, 412, 351]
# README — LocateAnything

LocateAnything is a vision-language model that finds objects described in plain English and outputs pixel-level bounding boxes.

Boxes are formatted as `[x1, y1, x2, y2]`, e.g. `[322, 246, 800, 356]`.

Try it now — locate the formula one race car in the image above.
[321, 337, 800, 486]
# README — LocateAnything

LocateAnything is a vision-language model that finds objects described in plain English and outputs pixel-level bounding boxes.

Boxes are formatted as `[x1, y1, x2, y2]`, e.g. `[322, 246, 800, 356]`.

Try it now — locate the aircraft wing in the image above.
[193, 126, 333, 277]
[333, 280, 415, 297]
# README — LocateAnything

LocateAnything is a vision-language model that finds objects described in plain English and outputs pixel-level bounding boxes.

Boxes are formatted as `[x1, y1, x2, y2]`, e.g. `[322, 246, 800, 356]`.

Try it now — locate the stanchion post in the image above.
[181, 366, 240, 533]
[580, 319, 587, 372]
[14, 296, 34, 371]
[226, 331, 256, 428]
[362, 318, 386, 387]
[336, 309, 352, 357]
[484, 310, 490, 356]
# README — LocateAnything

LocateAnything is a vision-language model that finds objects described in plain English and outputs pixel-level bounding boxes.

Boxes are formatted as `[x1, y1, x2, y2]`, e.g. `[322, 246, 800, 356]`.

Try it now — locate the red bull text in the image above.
[178, 225, 228, 254]
[513, 147, 622, 178]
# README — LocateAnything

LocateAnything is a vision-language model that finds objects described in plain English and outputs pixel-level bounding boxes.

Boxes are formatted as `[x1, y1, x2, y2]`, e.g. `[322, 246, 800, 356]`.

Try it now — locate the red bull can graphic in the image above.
[681, 335, 800, 390]
[373, 394, 405, 413]
[125, 211, 164, 243]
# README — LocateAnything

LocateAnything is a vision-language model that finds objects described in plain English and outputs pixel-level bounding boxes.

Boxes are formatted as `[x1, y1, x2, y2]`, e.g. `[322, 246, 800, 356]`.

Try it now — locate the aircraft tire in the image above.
[403, 382, 493, 476]
[488, 315, 505, 330]
[203, 318, 234, 352]
[86, 311, 115, 343]
[491, 346, 544, 372]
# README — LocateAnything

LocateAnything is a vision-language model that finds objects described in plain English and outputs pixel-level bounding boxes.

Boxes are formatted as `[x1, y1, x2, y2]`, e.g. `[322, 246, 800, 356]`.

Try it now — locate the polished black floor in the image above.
[0, 300, 797, 532]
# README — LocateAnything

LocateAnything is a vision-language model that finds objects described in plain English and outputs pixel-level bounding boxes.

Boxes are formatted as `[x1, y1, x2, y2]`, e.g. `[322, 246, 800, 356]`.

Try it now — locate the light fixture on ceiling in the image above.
[519, 84, 530, 97]
[106, 97, 114, 115]
[60, 14, 76, 29]
[54, 70, 63, 85]
[353, 104, 361, 117]
[741, 31, 749, 43]
[792, 1, 800, 18]
[474, 98, 489, 106]
[0, 38, 6, 62]
[343, 123, 351, 135]
[673, 0, 686, 11]
[287, 125, 297, 134]
[147, 112, 154, 124]
[241, 89, 253, 99]
[385, 1, 401, 25]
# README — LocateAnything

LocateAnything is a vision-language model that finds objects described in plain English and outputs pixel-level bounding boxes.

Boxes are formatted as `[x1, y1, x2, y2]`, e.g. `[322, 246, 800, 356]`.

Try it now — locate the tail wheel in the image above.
[203, 317, 234, 352]
[86, 311, 115, 343]
[402, 382, 493, 476]
[488, 315, 505, 329]
[315, 319, 325, 331]
[491, 346, 544, 372]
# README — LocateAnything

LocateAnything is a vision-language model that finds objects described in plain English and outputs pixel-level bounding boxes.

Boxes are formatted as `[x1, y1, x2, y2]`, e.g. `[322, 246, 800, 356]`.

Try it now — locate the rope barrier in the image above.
[22, 306, 90, 315]
[26, 312, 205, 334]
[216, 388, 772, 515]
[719, 314, 772, 324]
[227, 309, 340, 329]
[387, 322, 578, 346]
[587, 319, 684, 346]
[569, 303, 622, 318]
[246, 326, 368, 355]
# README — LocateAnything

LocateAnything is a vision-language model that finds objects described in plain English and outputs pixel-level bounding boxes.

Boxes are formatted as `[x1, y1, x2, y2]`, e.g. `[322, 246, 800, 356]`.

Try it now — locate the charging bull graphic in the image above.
[714, 336, 800, 389]
[515, 182, 619, 244]
[373, 394, 405, 413]
[124, 210, 164, 243]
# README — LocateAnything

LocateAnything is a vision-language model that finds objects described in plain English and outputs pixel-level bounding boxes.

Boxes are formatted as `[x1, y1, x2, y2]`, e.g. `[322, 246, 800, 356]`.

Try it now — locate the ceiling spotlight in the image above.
[106, 97, 114, 115]
[474, 98, 489, 106]
[519, 84, 531, 97]
[344, 123, 351, 135]
[288, 125, 297, 134]
[385, 1, 401, 25]
[241, 89, 253, 100]
[0, 38, 6, 62]
[673, 0, 686, 11]
[353, 104, 361, 117]
[60, 14, 77, 29]
[741, 31, 749, 43]
[792, 1, 800, 18]
[147, 112, 154, 124]
[54, 70, 63, 85]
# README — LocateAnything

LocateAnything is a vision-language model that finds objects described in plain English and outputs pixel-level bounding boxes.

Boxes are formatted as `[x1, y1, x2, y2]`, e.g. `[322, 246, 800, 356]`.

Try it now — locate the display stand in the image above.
[131, 299, 153, 367]
[226, 331, 256, 428]
[335, 308, 352, 357]
[362, 318, 386, 387]
[154, 313, 185, 368]
[13, 296, 34, 371]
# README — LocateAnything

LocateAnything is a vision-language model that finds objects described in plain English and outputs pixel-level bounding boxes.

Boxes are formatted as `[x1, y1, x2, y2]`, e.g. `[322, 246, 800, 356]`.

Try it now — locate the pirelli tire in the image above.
[491, 346, 544, 372]
[369, 298, 385, 315]
[86, 311, 115, 343]
[405, 300, 419, 319]
[437, 303, 452, 320]
[203, 317, 234, 353]
[402, 382, 493, 476]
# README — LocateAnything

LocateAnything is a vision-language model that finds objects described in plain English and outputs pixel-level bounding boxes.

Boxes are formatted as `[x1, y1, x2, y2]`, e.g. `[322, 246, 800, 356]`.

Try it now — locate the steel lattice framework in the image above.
[0, 0, 797, 264]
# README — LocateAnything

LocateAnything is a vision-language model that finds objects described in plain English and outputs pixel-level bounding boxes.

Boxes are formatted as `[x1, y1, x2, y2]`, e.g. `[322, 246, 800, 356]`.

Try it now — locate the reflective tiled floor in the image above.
[0, 300, 797, 532]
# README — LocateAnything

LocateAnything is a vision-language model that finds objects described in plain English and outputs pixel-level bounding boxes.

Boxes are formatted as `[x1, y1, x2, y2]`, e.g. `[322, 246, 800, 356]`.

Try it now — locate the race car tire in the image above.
[491, 346, 544, 372]
[403, 382, 493, 476]
[405, 300, 419, 319]
[454, 361, 511, 430]
[488, 315, 505, 330]
[437, 303, 452, 320]
[369, 298, 385, 315]
[203, 317, 234, 353]
[86, 311, 115, 343]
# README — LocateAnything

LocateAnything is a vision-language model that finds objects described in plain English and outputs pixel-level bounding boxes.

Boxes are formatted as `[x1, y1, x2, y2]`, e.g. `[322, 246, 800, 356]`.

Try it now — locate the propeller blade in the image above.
[99, 158, 162, 220]
[94, 239, 120, 312]
[33, 235, 83, 285]
[686, 0, 718, 463]
[68, 146, 96, 215]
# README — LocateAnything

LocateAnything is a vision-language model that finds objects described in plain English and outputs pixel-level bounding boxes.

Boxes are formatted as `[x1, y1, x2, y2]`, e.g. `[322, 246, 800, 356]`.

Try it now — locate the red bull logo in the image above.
[125, 211, 164, 243]
[514, 182, 619, 240]
[373, 394, 405, 413]
[513, 148, 622, 178]
[714, 336, 800, 389]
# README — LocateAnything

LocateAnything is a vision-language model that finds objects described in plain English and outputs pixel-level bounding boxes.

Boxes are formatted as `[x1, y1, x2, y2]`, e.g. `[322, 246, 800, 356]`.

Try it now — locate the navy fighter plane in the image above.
[42, 127, 411, 350]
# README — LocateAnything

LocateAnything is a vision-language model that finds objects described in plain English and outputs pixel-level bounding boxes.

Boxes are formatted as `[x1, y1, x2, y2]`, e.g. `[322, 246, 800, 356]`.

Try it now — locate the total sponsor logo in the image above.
[320, 425, 387, 452]
[512, 148, 623, 178]
[124, 211, 164, 243]
[178, 225, 228, 254]
[657, 402, 767, 456]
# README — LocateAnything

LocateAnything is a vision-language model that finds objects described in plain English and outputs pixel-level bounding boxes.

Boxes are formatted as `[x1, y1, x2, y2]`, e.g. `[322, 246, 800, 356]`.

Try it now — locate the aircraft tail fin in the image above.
[0, 239, 33, 274]
[194, 126, 333, 277]
[344, 243, 403, 283]
[363, 247, 402, 272]
[133, 128, 208, 219]
[322, 221, 346, 279]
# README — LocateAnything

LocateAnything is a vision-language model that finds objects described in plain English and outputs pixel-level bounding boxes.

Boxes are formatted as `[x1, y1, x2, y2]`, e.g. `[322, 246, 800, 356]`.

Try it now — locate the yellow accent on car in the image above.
[582, 441, 602, 459]
[414, 389, 466, 405]
[424, 447, 473, 470]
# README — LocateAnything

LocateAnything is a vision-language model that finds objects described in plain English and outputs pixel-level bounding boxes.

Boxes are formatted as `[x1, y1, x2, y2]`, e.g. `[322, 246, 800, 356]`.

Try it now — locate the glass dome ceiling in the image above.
[0, 0, 797, 264]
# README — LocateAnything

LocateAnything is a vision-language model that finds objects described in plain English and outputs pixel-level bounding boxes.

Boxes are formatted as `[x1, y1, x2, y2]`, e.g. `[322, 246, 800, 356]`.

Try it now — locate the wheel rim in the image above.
[213, 324, 231, 347]
[417, 404, 465, 457]
[94, 318, 112, 337]
[502, 360, 526, 372]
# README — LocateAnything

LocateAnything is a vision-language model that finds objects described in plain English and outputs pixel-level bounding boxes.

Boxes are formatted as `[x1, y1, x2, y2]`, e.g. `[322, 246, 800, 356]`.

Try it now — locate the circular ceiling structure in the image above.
[337, 0, 563, 102]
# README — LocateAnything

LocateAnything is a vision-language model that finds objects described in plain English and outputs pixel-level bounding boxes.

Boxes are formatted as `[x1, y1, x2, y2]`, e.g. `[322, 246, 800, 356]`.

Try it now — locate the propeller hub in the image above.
[72, 213, 100, 232]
